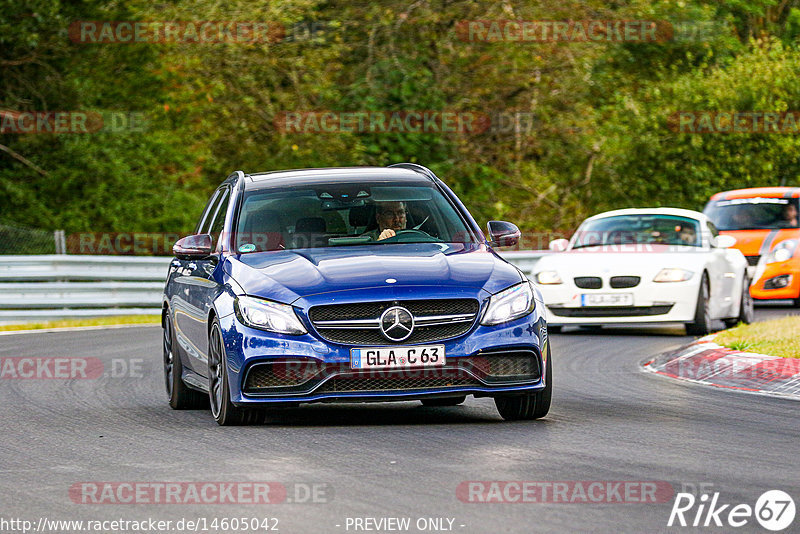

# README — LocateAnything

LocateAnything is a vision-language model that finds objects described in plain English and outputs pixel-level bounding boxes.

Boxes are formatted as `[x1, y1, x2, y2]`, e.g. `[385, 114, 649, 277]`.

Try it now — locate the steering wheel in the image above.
[380, 229, 435, 242]
[394, 229, 430, 237]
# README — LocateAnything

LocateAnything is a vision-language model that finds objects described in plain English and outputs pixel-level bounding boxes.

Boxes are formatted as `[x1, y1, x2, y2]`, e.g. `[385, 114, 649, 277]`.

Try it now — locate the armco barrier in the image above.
[0, 251, 551, 324]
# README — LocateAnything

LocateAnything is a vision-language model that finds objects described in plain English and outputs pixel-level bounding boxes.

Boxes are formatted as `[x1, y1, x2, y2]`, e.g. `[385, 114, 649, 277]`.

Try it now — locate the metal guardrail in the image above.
[0, 251, 551, 324]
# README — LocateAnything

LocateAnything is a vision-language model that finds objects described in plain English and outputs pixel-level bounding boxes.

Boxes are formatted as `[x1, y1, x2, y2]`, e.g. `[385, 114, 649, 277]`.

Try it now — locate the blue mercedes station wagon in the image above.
[162, 163, 552, 425]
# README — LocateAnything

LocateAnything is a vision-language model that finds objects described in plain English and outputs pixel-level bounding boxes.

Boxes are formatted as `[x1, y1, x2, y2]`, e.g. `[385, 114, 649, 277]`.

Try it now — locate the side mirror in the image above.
[712, 235, 737, 248]
[173, 234, 213, 259]
[487, 220, 520, 248]
[549, 238, 569, 252]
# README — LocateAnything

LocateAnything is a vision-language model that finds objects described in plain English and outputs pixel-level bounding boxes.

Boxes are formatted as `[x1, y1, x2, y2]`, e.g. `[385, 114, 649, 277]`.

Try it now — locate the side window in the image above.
[196, 190, 222, 234]
[208, 188, 231, 249]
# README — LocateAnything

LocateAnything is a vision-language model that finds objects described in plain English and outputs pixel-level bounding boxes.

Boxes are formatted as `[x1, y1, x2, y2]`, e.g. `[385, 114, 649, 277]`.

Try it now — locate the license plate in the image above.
[581, 293, 633, 306]
[351, 345, 445, 370]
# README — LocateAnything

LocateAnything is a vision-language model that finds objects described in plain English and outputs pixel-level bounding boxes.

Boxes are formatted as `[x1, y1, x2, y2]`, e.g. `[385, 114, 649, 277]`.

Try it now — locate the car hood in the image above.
[535, 245, 712, 276]
[720, 228, 800, 256]
[224, 242, 523, 304]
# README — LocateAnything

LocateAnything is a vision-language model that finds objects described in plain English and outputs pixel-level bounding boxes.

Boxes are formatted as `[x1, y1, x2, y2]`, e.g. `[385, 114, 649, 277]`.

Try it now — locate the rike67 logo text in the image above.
[668, 490, 795, 531]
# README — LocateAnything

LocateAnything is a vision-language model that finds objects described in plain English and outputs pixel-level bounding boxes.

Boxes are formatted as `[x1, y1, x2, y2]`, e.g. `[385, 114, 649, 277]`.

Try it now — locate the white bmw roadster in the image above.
[533, 208, 753, 334]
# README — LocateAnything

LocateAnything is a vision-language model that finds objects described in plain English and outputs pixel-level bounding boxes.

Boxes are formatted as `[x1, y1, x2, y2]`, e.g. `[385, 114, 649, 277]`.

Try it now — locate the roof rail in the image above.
[388, 162, 438, 181]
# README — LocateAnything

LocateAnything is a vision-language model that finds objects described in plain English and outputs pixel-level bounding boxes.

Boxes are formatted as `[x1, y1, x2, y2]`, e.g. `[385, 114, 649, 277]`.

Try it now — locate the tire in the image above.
[208, 319, 264, 426]
[494, 343, 552, 421]
[163, 310, 207, 410]
[548, 325, 562, 334]
[421, 396, 466, 407]
[724, 276, 754, 328]
[686, 272, 712, 336]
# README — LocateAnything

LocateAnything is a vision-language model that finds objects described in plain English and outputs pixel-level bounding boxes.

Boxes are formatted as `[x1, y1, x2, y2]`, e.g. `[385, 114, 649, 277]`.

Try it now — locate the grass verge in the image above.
[0, 315, 161, 332]
[714, 315, 800, 359]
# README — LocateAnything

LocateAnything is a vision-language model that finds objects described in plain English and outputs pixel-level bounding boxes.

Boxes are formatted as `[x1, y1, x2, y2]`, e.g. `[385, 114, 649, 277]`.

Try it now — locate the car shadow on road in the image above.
[254, 402, 551, 427]
[555, 325, 691, 337]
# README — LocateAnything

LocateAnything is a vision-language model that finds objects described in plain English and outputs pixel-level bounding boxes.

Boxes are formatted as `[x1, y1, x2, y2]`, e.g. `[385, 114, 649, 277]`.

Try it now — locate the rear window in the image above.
[233, 181, 478, 252]
[704, 197, 799, 230]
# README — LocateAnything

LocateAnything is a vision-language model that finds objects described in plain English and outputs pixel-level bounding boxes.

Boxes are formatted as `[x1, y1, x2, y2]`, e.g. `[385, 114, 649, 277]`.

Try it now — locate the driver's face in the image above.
[376, 202, 407, 231]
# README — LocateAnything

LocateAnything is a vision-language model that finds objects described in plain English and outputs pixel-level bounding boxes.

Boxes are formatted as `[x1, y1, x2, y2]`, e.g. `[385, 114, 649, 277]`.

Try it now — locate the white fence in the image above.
[0, 251, 551, 324]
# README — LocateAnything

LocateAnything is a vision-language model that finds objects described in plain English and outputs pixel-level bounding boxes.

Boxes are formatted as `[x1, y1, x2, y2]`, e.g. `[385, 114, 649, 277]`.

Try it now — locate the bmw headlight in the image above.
[535, 271, 563, 285]
[481, 281, 536, 326]
[653, 268, 694, 282]
[234, 296, 307, 335]
[766, 239, 798, 263]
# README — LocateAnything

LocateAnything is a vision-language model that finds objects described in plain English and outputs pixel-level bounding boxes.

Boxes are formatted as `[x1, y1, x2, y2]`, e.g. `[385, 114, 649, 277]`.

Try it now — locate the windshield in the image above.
[233, 181, 478, 252]
[571, 214, 702, 248]
[704, 197, 799, 230]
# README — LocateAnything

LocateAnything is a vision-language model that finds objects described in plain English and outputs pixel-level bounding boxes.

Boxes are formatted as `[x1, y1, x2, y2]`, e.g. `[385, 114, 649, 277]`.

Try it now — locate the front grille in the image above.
[309, 299, 479, 345]
[548, 305, 674, 317]
[316, 323, 472, 345]
[242, 351, 540, 394]
[245, 360, 323, 389]
[463, 352, 540, 381]
[574, 277, 602, 289]
[745, 255, 760, 266]
[609, 276, 640, 288]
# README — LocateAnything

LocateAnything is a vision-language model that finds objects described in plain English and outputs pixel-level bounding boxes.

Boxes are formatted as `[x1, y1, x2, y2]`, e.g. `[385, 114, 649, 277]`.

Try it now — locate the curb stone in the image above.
[642, 334, 800, 400]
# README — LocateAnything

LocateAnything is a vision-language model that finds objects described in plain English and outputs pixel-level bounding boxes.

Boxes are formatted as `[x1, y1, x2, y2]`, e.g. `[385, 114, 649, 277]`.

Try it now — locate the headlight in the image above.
[481, 281, 536, 326]
[766, 239, 798, 263]
[234, 296, 307, 335]
[653, 268, 694, 282]
[535, 271, 563, 285]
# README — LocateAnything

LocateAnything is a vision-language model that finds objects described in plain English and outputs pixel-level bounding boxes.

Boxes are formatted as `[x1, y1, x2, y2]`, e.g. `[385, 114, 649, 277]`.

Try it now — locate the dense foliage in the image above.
[2, 0, 800, 245]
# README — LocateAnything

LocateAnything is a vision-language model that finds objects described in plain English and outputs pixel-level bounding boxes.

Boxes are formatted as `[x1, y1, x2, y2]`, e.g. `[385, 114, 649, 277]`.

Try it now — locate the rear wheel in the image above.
[163, 310, 207, 410]
[421, 396, 466, 407]
[724, 276, 754, 328]
[494, 344, 552, 421]
[208, 320, 264, 425]
[686, 273, 712, 336]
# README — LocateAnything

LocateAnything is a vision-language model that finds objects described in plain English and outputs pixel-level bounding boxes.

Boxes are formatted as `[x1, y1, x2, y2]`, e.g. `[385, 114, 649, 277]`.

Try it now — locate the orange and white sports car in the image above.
[704, 187, 800, 305]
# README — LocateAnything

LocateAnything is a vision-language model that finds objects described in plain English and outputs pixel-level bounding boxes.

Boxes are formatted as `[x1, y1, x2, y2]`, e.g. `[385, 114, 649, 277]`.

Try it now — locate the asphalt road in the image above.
[0, 306, 797, 534]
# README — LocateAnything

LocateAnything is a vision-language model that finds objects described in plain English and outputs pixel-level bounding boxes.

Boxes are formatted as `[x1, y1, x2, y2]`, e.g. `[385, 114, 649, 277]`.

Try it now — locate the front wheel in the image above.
[164, 310, 207, 410]
[208, 320, 264, 426]
[494, 344, 552, 421]
[686, 272, 712, 336]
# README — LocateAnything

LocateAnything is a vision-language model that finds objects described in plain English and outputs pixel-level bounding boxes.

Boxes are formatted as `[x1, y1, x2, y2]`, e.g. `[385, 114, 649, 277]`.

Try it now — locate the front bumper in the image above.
[217, 308, 548, 405]
[539, 278, 701, 325]
[750, 259, 800, 300]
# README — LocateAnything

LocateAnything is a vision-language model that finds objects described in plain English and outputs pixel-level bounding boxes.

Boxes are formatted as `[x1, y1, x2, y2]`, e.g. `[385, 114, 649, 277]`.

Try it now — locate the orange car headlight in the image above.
[766, 239, 798, 264]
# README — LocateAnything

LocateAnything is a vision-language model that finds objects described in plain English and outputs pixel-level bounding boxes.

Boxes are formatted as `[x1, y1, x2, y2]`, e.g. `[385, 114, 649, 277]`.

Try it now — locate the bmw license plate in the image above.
[350, 345, 446, 370]
[581, 293, 633, 306]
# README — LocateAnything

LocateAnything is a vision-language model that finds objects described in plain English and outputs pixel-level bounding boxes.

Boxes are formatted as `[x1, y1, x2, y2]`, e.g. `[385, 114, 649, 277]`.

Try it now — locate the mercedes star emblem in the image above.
[379, 306, 415, 342]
